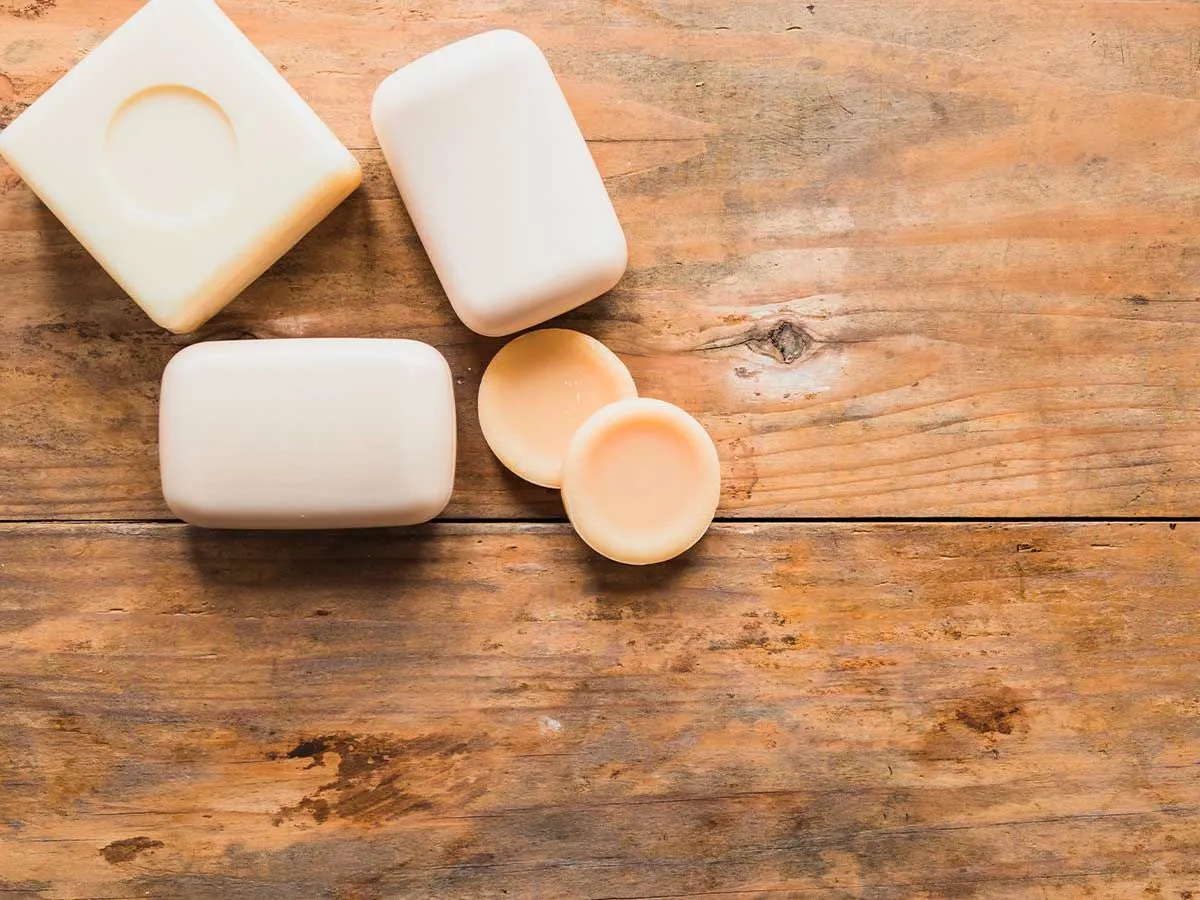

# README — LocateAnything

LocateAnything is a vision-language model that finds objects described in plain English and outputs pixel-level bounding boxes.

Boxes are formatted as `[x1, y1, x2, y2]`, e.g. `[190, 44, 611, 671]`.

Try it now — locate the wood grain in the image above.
[2, 522, 1199, 897]
[5, 3, 1199, 895]
[5, 0, 1200, 519]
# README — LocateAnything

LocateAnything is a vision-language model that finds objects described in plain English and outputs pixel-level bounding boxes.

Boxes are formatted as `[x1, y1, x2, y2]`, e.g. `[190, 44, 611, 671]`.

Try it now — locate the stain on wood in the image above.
[4, 0, 1200, 518]
[954, 687, 1025, 737]
[1, 522, 1198, 896]
[98, 836, 164, 865]
[272, 732, 493, 826]
[3, 0, 56, 21]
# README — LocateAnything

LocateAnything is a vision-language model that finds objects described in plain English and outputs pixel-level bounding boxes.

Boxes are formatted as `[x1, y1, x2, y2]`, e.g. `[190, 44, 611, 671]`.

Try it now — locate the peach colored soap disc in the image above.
[478, 329, 637, 488]
[562, 398, 721, 566]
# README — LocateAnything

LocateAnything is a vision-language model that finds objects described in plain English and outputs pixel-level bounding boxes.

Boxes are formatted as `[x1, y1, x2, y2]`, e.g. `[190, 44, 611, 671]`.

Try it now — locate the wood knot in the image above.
[747, 321, 811, 364]
[694, 318, 816, 365]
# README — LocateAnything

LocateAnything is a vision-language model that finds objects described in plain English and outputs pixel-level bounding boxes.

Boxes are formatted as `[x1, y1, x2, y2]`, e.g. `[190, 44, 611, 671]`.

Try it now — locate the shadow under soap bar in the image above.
[159, 339, 456, 529]
[0, 0, 361, 333]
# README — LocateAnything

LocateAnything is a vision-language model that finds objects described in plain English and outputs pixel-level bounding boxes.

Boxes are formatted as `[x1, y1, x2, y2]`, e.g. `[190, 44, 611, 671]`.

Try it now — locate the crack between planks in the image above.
[1, 516, 1199, 527]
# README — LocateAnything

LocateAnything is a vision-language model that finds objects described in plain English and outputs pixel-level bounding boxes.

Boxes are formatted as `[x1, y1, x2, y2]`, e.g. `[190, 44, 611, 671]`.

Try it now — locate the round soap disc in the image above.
[478, 329, 637, 488]
[561, 398, 721, 566]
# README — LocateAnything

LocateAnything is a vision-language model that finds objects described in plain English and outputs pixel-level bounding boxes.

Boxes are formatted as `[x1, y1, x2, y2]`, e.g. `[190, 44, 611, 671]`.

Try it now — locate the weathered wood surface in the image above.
[6, 0, 1200, 519]
[2, 522, 1199, 898]
[4, 1, 1200, 896]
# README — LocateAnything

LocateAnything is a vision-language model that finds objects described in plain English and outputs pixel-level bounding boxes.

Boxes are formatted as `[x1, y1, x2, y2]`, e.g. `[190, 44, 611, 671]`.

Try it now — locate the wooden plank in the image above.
[6, 0, 1200, 520]
[1, 522, 1198, 897]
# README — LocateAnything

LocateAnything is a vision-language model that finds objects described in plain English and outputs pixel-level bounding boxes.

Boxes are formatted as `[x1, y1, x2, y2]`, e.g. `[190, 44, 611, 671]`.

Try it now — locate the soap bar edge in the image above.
[159, 338, 457, 529]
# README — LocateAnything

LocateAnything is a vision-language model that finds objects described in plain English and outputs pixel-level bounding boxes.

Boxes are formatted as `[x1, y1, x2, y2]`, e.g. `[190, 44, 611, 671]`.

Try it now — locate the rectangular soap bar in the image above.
[159, 339, 456, 529]
[372, 30, 627, 337]
[0, 0, 361, 333]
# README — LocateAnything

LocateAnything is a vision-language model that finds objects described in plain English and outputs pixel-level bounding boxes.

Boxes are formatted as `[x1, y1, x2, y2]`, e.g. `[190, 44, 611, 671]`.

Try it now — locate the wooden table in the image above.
[3, 1, 1199, 896]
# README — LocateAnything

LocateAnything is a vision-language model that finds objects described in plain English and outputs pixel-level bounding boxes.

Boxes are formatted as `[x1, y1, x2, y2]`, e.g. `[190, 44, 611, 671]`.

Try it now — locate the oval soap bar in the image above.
[478, 329, 636, 488]
[372, 30, 627, 336]
[561, 398, 721, 565]
[159, 339, 456, 529]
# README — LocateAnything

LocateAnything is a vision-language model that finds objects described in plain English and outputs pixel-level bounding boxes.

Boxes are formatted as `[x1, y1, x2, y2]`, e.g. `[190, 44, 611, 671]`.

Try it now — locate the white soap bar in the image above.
[159, 339, 456, 529]
[0, 0, 361, 333]
[372, 30, 627, 337]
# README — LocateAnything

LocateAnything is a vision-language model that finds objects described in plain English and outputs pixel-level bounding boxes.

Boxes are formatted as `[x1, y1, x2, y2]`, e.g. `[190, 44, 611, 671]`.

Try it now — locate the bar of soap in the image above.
[478, 329, 636, 488]
[371, 30, 627, 337]
[159, 339, 456, 529]
[0, 0, 361, 333]
[562, 399, 721, 565]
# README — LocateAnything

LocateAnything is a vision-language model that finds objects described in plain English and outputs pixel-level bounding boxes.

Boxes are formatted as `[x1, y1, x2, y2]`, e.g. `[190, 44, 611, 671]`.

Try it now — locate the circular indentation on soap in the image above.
[562, 398, 721, 566]
[105, 86, 237, 220]
[478, 329, 637, 488]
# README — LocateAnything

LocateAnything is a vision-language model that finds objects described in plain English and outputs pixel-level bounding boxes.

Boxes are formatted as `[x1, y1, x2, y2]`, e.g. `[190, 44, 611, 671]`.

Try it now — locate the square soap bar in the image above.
[0, 0, 361, 333]
[159, 339, 456, 529]
[372, 30, 627, 337]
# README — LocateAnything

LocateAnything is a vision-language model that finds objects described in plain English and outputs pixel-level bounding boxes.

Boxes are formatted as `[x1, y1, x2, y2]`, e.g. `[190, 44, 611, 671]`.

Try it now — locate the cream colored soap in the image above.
[479, 329, 637, 488]
[562, 399, 721, 565]
[0, 0, 361, 333]
[159, 339, 456, 529]
[372, 30, 627, 336]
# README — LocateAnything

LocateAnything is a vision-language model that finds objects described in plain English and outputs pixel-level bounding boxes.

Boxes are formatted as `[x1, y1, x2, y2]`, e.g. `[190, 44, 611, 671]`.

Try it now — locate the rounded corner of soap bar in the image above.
[405, 336, 453, 375]
[160, 340, 205, 382]
[453, 233, 628, 337]
[436, 28, 546, 67]
[396, 338, 456, 407]
[152, 307, 204, 335]
[454, 304, 522, 339]
[161, 483, 219, 529]
[144, 286, 231, 334]
[409, 475, 455, 525]
[372, 28, 546, 118]
[476, 28, 544, 59]
[335, 150, 365, 190]
[593, 229, 629, 293]
[370, 75, 404, 129]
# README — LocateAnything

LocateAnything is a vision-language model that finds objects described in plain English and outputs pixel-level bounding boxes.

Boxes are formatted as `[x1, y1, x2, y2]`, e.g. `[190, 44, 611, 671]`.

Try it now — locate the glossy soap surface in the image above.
[372, 30, 627, 336]
[159, 339, 456, 528]
[0, 0, 361, 333]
